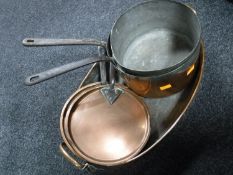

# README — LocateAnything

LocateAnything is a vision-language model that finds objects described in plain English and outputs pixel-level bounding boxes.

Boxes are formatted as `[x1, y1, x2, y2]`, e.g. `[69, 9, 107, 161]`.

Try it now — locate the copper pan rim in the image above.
[60, 83, 150, 166]
[60, 82, 102, 154]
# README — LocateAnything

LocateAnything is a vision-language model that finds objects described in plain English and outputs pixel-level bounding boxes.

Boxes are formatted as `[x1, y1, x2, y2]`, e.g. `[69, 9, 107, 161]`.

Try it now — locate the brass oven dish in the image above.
[59, 43, 205, 171]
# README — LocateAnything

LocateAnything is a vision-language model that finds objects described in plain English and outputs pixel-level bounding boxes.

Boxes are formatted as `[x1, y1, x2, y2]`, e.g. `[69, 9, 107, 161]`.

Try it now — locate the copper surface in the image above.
[63, 84, 150, 166]
[187, 64, 195, 76]
[122, 59, 198, 97]
[60, 82, 101, 154]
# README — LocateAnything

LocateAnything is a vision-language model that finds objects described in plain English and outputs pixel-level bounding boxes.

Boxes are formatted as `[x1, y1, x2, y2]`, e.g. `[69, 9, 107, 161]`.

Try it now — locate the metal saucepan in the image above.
[23, 0, 201, 98]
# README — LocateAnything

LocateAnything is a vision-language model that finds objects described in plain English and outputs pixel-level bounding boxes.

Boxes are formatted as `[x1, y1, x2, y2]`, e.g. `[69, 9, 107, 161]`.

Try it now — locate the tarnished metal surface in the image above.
[122, 29, 193, 71]
[110, 0, 201, 75]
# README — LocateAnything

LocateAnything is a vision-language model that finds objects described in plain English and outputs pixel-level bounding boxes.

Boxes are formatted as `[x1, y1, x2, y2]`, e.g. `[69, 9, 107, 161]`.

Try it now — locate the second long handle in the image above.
[25, 56, 111, 86]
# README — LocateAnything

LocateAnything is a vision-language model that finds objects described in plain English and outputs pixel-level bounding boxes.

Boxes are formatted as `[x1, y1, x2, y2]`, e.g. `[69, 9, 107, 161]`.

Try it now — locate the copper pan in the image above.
[60, 83, 150, 169]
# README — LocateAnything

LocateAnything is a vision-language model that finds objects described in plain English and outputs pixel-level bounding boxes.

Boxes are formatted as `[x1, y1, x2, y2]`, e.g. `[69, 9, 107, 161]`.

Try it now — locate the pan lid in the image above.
[63, 84, 150, 166]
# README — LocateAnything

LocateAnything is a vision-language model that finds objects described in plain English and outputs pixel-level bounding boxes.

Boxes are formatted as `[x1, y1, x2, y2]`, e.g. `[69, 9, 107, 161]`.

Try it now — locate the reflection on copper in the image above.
[63, 84, 150, 165]
[160, 84, 172, 91]
[104, 136, 130, 159]
[187, 64, 195, 76]
[125, 77, 151, 96]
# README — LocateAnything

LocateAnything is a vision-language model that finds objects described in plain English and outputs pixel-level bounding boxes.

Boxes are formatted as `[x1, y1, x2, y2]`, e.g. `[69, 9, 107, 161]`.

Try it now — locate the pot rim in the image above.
[109, 0, 201, 76]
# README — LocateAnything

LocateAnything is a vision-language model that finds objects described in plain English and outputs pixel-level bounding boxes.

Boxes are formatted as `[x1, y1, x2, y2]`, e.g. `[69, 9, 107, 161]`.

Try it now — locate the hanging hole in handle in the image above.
[27, 39, 34, 43]
[30, 75, 39, 82]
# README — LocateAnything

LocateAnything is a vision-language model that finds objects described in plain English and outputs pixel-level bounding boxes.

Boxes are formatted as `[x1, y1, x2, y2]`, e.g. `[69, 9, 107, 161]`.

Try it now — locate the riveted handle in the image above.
[59, 142, 88, 170]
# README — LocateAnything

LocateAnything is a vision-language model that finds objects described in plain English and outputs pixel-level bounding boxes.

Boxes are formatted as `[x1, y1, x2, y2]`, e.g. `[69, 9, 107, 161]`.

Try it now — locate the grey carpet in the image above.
[0, 0, 233, 174]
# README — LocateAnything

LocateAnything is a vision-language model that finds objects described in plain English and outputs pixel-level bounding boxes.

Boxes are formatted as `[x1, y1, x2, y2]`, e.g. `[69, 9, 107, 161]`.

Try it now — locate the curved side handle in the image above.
[25, 56, 111, 86]
[22, 38, 107, 48]
[59, 142, 88, 170]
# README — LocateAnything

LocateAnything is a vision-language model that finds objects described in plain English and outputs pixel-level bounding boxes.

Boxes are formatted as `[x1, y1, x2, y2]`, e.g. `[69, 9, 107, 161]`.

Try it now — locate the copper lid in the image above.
[63, 84, 150, 166]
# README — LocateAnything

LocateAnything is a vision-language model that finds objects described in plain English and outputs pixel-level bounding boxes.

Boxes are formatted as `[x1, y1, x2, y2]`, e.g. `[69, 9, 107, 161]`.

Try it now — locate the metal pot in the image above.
[23, 0, 201, 98]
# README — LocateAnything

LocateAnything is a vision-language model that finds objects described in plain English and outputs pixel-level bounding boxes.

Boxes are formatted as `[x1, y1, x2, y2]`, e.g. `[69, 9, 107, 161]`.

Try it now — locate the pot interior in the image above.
[110, 0, 201, 71]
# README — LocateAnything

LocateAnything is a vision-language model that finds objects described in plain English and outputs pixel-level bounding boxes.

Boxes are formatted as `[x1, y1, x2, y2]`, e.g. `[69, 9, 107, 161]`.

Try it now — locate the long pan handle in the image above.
[22, 38, 107, 48]
[25, 56, 111, 86]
